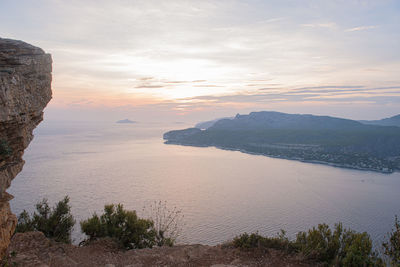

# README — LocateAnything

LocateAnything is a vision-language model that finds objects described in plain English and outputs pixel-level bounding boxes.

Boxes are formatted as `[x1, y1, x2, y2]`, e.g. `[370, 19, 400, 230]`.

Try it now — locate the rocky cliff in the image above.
[0, 38, 52, 258]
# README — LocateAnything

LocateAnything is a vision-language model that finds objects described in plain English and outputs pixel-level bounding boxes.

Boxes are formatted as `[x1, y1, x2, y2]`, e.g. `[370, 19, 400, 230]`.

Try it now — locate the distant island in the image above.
[116, 119, 136, 124]
[164, 111, 400, 173]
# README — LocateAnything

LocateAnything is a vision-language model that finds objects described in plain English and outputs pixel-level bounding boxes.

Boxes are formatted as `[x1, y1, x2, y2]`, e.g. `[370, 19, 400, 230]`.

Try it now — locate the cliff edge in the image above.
[5, 232, 310, 267]
[0, 37, 52, 258]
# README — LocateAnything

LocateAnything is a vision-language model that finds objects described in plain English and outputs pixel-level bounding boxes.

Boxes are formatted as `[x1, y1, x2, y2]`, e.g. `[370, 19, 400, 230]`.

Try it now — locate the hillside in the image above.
[195, 117, 233, 129]
[164, 111, 400, 173]
[360, 114, 400, 127]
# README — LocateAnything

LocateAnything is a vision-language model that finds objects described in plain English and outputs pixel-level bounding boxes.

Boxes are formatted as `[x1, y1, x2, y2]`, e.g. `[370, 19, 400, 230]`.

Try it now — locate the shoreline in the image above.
[164, 140, 395, 174]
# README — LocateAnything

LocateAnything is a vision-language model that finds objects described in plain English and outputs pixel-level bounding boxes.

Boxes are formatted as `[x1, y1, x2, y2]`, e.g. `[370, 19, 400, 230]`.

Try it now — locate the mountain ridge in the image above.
[195, 112, 400, 130]
[359, 114, 400, 127]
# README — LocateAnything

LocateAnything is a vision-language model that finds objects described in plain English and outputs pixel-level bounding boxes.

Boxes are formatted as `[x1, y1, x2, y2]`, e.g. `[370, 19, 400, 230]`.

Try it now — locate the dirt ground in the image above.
[3, 232, 316, 267]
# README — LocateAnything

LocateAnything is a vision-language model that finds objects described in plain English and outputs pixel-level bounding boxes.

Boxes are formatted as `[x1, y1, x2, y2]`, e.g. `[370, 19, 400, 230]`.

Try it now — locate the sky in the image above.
[1, 0, 400, 122]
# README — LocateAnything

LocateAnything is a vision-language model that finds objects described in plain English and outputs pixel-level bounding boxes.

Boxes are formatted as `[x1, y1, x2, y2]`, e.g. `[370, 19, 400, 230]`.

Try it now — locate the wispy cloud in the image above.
[164, 81, 190, 84]
[134, 85, 164, 89]
[179, 84, 400, 106]
[295, 86, 365, 90]
[138, 77, 154, 81]
[193, 84, 224, 87]
[1, 0, 399, 120]
[345, 25, 378, 32]
[301, 23, 337, 29]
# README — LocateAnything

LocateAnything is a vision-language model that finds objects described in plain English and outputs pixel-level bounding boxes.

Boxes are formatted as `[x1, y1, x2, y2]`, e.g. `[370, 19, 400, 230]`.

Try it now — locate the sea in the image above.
[8, 120, 400, 246]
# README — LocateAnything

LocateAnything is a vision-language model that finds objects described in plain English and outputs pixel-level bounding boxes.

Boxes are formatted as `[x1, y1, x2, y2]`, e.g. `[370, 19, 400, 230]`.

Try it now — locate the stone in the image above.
[0, 37, 52, 258]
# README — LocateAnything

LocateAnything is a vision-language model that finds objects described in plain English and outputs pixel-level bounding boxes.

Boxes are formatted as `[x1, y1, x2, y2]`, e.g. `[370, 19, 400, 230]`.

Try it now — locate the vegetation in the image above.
[0, 250, 17, 267]
[0, 139, 12, 158]
[233, 223, 384, 266]
[232, 230, 296, 252]
[143, 200, 184, 247]
[16, 196, 75, 243]
[81, 204, 157, 249]
[383, 216, 400, 266]
[295, 223, 382, 266]
[13, 196, 400, 266]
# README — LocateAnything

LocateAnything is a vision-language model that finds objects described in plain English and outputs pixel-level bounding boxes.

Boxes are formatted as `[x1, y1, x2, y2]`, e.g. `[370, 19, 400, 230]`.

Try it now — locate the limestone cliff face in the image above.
[0, 38, 52, 258]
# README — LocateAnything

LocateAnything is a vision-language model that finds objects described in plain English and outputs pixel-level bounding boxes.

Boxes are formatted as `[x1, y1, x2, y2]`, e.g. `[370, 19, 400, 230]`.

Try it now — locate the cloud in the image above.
[178, 84, 400, 107]
[164, 81, 190, 84]
[138, 77, 154, 81]
[193, 84, 224, 87]
[1, 0, 399, 121]
[301, 23, 337, 29]
[134, 85, 164, 89]
[295, 85, 364, 90]
[345, 25, 378, 32]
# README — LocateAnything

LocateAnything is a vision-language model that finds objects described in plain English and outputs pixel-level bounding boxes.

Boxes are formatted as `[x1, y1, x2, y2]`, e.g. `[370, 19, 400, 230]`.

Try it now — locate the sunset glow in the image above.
[1, 0, 399, 121]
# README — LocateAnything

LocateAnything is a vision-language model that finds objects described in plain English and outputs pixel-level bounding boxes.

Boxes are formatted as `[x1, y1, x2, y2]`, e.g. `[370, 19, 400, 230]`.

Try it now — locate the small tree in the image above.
[16, 196, 75, 243]
[383, 216, 400, 266]
[81, 204, 156, 249]
[144, 201, 184, 246]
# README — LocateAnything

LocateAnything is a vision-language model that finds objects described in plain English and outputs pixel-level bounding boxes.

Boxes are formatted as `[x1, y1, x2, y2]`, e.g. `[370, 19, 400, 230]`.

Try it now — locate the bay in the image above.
[9, 120, 400, 246]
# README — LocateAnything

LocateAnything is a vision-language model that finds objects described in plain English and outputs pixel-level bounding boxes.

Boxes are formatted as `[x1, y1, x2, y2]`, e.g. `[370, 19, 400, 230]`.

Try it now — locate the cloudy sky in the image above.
[1, 0, 399, 122]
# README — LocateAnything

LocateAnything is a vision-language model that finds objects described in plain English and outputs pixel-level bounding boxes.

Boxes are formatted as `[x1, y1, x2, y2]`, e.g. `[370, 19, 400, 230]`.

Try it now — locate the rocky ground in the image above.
[3, 232, 314, 267]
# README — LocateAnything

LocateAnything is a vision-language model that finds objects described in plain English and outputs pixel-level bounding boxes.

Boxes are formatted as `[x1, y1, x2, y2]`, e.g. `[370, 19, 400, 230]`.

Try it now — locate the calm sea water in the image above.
[9, 120, 400, 246]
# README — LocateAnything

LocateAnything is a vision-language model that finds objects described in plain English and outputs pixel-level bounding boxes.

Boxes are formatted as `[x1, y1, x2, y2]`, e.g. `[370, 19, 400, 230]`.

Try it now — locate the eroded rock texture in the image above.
[0, 37, 52, 258]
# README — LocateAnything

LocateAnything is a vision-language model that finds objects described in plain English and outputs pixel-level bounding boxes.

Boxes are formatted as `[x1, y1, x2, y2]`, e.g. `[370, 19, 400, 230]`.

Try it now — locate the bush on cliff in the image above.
[16, 196, 75, 243]
[0, 139, 12, 158]
[80, 204, 157, 249]
[232, 230, 295, 252]
[383, 216, 400, 266]
[233, 223, 384, 266]
[144, 200, 184, 247]
[295, 223, 383, 266]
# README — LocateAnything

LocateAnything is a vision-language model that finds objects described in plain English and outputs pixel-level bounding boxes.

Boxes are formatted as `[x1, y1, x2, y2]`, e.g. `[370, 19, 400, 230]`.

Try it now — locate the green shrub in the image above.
[232, 230, 295, 252]
[295, 223, 382, 266]
[233, 232, 264, 249]
[295, 223, 341, 263]
[383, 216, 400, 266]
[16, 196, 75, 243]
[232, 223, 383, 266]
[80, 204, 156, 249]
[0, 250, 17, 267]
[0, 139, 12, 158]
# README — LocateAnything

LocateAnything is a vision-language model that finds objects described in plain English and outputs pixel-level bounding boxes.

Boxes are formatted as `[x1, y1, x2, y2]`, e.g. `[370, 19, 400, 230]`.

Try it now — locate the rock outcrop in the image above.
[0, 38, 52, 258]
